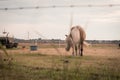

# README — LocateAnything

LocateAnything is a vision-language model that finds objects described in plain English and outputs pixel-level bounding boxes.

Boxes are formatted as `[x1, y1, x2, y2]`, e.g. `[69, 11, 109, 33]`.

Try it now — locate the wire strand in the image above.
[0, 4, 120, 10]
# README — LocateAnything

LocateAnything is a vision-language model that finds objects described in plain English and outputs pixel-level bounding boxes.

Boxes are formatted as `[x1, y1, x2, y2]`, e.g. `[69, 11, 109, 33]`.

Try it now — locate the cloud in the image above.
[105, 10, 120, 17]
[73, 9, 120, 23]
[90, 10, 120, 23]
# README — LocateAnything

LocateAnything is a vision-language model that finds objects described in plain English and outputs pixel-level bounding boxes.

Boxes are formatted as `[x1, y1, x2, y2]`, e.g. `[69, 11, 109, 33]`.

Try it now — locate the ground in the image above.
[0, 43, 120, 80]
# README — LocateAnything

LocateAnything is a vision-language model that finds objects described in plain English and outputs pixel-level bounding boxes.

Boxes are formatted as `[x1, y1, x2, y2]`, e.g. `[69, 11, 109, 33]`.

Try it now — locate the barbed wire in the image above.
[0, 4, 120, 10]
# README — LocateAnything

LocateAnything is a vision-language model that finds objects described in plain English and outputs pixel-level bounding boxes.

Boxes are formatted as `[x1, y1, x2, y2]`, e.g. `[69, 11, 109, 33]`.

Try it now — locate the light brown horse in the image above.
[65, 25, 86, 56]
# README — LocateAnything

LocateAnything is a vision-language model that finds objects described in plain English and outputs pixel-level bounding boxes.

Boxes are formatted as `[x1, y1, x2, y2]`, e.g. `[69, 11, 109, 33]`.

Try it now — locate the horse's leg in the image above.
[72, 46, 74, 56]
[78, 44, 81, 55]
[75, 45, 77, 56]
[81, 43, 83, 56]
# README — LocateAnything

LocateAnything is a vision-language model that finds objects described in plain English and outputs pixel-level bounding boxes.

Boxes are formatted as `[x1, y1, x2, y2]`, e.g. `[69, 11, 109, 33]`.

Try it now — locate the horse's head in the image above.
[65, 35, 72, 51]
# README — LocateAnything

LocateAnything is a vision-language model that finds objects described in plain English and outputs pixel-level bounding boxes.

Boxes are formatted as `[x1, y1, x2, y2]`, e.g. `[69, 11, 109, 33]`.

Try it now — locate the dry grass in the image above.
[0, 43, 120, 80]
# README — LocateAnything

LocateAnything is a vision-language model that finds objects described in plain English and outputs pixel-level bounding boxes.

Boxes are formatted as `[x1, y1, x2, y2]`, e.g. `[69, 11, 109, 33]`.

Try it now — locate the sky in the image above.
[0, 0, 120, 40]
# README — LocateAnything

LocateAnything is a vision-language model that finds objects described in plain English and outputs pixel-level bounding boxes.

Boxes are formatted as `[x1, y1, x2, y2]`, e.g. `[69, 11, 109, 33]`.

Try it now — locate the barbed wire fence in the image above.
[0, 4, 120, 10]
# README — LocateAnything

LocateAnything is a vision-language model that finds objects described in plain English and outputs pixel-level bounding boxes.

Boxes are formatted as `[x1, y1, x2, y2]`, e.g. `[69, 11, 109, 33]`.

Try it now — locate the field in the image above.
[0, 43, 120, 80]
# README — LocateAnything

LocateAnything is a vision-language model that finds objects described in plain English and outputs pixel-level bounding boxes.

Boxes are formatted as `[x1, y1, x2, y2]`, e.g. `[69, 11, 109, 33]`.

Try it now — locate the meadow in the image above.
[0, 43, 120, 80]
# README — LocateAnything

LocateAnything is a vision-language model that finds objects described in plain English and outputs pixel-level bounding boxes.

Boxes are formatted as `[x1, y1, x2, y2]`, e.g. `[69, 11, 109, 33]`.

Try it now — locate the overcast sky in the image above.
[0, 0, 120, 40]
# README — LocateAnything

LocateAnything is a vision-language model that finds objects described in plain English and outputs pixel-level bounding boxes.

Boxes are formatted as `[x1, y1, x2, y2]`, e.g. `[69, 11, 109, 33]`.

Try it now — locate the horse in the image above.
[65, 25, 86, 56]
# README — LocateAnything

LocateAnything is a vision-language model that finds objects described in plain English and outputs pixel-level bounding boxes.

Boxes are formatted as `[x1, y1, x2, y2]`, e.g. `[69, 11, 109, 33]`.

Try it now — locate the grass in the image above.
[0, 44, 120, 80]
[1, 54, 120, 80]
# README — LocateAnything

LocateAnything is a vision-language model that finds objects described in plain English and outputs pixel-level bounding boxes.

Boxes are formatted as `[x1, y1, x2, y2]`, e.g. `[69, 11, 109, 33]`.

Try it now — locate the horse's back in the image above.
[70, 26, 86, 44]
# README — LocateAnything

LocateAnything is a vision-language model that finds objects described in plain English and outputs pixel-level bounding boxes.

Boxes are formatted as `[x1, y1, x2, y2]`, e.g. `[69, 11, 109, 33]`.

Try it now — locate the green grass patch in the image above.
[1, 60, 120, 80]
[0, 51, 120, 80]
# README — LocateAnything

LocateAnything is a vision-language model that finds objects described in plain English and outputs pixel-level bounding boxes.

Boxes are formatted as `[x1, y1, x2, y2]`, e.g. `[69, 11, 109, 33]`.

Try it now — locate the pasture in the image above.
[0, 43, 120, 80]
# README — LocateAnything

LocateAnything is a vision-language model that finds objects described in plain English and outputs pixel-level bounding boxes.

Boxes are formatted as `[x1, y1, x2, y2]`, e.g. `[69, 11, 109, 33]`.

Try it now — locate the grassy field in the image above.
[0, 44, 120, 80]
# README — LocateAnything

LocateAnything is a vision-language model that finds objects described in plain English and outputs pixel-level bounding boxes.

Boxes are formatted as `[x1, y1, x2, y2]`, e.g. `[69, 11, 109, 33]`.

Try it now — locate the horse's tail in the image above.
[77, 26, 86, 44]
[83, 41, 91, 47]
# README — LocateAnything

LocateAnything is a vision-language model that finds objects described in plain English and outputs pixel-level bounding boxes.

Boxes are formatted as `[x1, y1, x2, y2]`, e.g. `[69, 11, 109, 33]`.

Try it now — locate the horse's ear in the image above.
[65, 35, 68, 37]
